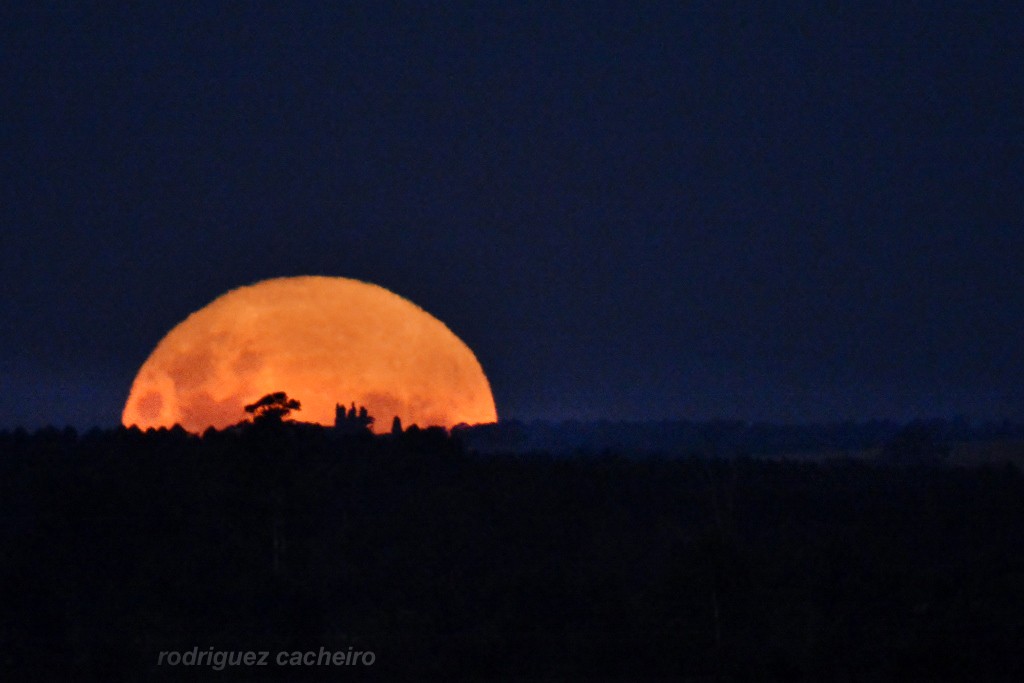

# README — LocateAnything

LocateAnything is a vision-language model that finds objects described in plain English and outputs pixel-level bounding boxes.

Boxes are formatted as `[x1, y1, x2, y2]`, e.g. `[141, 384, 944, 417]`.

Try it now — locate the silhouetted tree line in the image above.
[1, 420, 1024, 680]
[458, 417, 1024, 458]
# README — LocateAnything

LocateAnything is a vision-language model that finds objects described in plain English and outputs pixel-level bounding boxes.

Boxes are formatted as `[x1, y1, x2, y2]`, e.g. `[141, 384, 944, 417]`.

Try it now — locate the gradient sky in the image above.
[2, 3, 1022, 429]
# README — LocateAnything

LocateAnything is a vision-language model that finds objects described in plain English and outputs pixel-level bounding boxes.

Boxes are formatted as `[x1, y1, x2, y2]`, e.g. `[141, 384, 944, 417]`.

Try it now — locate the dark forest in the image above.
[2, 419, 1023, 681]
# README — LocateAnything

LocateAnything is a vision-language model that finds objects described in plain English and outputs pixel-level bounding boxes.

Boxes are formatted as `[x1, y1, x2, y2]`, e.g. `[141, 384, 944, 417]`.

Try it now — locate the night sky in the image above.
[2, 3, 1022, 430]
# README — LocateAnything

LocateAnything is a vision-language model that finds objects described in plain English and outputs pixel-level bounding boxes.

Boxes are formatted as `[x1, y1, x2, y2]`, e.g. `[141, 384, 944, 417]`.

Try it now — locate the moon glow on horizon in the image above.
[122, 276, 498, 433]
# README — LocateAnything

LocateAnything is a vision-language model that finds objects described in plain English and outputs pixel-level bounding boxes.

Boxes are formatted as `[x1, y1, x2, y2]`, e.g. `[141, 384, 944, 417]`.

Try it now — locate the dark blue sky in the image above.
[2, 3, 1022, 428]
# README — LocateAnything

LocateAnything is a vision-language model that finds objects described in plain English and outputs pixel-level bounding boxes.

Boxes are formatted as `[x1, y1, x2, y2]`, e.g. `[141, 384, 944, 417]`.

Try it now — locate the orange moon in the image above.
[122, 276, 498, 433]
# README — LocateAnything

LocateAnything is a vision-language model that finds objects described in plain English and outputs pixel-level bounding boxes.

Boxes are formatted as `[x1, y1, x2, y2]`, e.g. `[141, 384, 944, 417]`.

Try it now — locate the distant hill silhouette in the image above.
[456, 417, 1024, 458]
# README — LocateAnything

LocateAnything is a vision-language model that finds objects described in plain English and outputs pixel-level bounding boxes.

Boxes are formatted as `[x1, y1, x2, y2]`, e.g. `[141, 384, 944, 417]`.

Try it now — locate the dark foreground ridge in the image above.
[2, 423, 1024, 681]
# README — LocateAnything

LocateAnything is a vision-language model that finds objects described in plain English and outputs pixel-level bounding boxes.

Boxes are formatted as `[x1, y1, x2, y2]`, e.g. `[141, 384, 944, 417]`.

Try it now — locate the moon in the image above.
[122, 276, 498, 433]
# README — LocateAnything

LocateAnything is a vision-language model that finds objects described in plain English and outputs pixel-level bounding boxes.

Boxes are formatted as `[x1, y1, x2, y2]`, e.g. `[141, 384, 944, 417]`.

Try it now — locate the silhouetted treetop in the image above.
[244, 392, 301, 423]
[334, 401, 375, 435]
